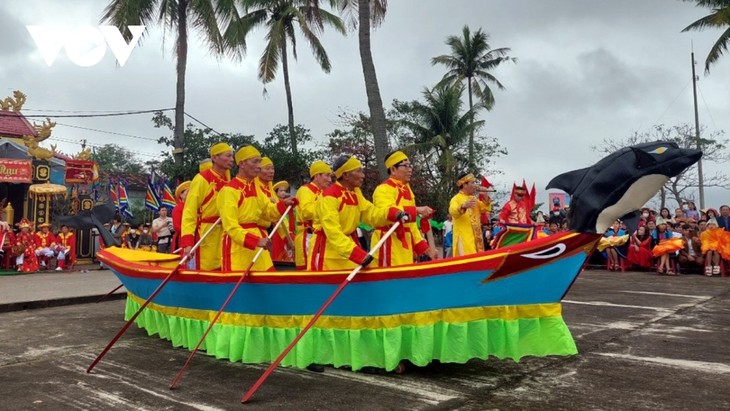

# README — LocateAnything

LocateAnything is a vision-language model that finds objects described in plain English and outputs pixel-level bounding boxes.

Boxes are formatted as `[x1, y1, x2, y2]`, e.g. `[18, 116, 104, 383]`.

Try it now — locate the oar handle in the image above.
[180, 217, 222, 266]
[241, 219, 403, 403]
[168, 205, 292, 390]
[346, 221, 400, 281]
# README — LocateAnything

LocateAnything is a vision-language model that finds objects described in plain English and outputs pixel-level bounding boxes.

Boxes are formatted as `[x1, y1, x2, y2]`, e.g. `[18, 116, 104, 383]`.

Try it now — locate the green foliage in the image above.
[93, 144, 145, 173]
[328, 95, 506, 219]
[396, 84, 507, 219]
[261, 124, 326, 185]
[153, 111, 255, 182]
[681, 0, 730, 73]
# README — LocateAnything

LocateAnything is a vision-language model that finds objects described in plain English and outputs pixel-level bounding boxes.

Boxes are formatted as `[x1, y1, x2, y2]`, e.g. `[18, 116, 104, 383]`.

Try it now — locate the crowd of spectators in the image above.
[600, 202, 730, 276]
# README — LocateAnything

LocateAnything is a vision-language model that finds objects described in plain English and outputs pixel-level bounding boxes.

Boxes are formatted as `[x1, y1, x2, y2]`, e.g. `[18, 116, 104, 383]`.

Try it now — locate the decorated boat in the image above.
[94, 142, 702, 372]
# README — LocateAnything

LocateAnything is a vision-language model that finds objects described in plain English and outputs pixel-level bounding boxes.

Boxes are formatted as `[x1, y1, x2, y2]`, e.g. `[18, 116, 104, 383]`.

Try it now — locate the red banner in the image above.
[0, 159, 32, 183]
[65, 159, 96, 184]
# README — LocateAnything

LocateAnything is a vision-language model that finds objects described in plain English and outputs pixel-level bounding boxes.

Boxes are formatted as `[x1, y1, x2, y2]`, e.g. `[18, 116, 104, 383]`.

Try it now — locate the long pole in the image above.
[241, 221, 402, 403]
[169, 206, 292, 389]
[691, 48, 705, 209]
[86, 217, 221, 373]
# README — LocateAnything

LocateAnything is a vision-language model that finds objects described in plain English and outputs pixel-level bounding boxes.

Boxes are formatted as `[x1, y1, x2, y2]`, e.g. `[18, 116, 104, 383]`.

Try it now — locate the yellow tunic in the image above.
[180, 169, 229, 270]
[294, 183, 321, 270]
[370, 178, 429, 267]
[448, 191, 492, 257]
[308, 182, 398, 271]
[218, 177, 287, 271]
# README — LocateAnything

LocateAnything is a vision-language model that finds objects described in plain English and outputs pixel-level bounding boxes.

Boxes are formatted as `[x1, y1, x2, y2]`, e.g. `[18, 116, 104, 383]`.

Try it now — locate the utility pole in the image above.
[691, 47, 705, 209]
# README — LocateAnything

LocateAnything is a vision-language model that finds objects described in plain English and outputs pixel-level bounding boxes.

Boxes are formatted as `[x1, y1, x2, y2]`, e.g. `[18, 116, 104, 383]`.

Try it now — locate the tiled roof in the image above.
[100, 170, 148, 192]
[0, 110, 37, 138]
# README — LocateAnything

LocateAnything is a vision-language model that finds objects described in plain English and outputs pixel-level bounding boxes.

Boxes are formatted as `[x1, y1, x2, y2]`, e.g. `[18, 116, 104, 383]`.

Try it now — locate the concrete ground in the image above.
[0, 269, 728, 410]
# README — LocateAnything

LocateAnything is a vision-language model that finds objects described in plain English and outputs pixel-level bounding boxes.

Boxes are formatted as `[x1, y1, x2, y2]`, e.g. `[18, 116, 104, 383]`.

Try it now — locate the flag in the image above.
[480, 176, 493, 224]
[122, 205, 134, 219]
[108, 181, 119, 211]
[145, 177, 161, 212]
[118, 179, 130, 209]
[161, 181, 176, 209]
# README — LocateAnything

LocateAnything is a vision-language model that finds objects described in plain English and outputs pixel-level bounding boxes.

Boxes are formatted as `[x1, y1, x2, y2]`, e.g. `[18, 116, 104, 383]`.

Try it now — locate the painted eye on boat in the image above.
[520, 244, 567, 260]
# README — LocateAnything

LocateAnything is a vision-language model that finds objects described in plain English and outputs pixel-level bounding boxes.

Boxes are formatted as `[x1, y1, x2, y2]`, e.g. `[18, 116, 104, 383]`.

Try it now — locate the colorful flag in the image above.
[145, 177, 161, 212]
[118, 179, 130, 209]
[108, 181, 119, 211]
[161, 181, 176, 209]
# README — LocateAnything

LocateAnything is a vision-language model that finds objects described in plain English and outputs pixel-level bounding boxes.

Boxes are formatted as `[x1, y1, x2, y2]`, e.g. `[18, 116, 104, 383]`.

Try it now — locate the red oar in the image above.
[95, 284, 124, 303]
[241, 221, 402, 403]
[169, 206, 293, 389]
[87, 218, 222, 373]
[95, 248, 184, 303]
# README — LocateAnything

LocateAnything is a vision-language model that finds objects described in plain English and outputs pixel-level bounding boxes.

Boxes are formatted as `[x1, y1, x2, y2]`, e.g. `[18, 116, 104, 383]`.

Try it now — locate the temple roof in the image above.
[0, 110, 38, 138]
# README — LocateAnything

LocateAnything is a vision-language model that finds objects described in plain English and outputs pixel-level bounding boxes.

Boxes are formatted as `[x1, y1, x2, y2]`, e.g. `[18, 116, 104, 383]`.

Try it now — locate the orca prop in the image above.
[57, 201, 120, 248]
[547, 141, 702, 234]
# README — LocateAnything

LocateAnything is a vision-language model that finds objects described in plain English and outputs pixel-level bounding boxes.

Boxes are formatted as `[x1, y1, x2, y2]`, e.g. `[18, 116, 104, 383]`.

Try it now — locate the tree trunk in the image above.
[281, 40, 298, 157]
[358, 0, 389, 180]
[173, 0, 188, 166]
[467, 76, 474, 170]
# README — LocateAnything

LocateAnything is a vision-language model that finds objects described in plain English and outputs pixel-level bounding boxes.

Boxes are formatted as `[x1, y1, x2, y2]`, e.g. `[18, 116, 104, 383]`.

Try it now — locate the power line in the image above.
[184, 111, 224, 136]
[55, 122, 159, 142]
[49, 136, 161, 158]
[0, 108, 174, 118]
[696, 83, 718, 130]
[23, 108, 168, 113]
[652, 78, 692, 126]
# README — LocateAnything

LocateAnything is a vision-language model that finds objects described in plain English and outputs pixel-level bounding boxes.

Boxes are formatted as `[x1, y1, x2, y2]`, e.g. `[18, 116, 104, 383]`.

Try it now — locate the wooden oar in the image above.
[95, 247, 185, 303]
[241, 221, 402, 403]
[169, 206, 293, 389]
[86, 217, 221, 373]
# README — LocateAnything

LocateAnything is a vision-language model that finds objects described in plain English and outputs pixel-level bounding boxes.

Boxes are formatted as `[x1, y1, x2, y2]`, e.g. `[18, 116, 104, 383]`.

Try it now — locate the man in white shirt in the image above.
[152, 207, 173, 253]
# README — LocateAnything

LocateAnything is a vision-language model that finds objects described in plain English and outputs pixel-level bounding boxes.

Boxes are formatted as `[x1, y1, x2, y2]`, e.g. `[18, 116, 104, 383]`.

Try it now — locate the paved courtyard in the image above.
[0, 269, 728, 410]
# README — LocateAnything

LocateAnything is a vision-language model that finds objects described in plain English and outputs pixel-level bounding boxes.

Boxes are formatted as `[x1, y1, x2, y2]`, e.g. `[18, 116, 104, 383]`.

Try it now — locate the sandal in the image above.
[656, 267, 664, 275]
[666, 270, 676, 276]
[705, 266, 713, 276]
[713, 266, 721, 275]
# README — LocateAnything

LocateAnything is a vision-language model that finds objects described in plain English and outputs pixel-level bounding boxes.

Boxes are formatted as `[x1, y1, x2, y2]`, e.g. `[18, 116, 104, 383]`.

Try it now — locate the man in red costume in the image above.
[499, 182, 535, 225]
[56, 225, 76, 271]
[15, 218, 39, 273]
[35, 222, 57, 269]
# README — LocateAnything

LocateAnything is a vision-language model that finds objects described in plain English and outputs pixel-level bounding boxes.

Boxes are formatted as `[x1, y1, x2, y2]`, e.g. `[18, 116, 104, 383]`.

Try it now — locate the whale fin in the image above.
[620, 211, 641, 233]
[632, 147, 657, 169]
[546, 167, 590, 194]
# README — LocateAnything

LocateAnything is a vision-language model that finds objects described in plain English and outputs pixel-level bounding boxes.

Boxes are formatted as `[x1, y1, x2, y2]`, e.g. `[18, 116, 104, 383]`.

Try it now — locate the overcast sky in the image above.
[2, 0, 729, 209]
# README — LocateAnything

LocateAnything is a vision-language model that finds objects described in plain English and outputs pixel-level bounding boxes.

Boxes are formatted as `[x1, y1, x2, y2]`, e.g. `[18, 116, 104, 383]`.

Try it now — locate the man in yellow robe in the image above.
[218, 146, 297, 271]
[180, 142, 233, 270]
[294, 160, 333, 269]
[371, 150, 438, 266]
[449, 173, 492, 257]
[308, 155, 410, 271]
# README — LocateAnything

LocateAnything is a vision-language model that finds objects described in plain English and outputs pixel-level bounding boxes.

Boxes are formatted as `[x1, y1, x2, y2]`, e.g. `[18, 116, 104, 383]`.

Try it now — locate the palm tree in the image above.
[236, 0, 345, 156]
[681, 0, 730, 73]
[400, 82, 484, 198]
[101, 0, 243, 165]
[339, 0, 389, 180]
[432, 25, 514, 169]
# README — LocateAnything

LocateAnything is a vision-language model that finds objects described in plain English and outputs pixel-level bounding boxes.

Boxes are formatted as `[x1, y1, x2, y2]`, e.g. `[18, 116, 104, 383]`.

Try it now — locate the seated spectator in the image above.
[659, 208, 672, 224]
[698, 219, 708, 232]
[717, 205, 730, 231]
[674, 208, 688, 224]
[646, 219, 658, 245]
[599, 220, 628, 271]
[627, 226, 653, 269]
[652, 218, 681, 275]
[705, 208, 719, 221]
[684, 201, 700, 222]
[700, 218, 727, 276]
[547, 221, 560, 236]
[137, 223, 155, 251]
[677, 224, 703, 271]
[56, 225, 76, 270]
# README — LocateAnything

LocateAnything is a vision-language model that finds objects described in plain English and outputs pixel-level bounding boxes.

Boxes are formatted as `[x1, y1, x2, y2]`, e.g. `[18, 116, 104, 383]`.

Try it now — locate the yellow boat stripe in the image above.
[128, 293, 563, 330]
